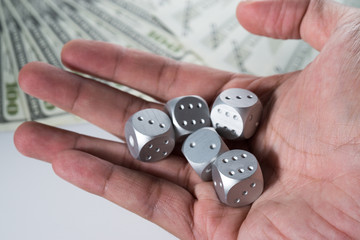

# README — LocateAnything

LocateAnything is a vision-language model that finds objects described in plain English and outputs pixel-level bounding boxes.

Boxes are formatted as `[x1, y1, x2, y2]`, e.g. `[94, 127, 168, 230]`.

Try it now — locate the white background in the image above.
[0, 123, 177, 240]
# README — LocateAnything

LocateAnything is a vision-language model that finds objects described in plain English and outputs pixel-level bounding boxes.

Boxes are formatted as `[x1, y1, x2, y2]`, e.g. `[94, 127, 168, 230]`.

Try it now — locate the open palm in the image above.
[14, 0, 360, 239]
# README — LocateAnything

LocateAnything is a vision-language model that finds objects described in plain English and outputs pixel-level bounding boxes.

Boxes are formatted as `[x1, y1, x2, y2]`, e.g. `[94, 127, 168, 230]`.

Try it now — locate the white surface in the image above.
[0, 123, 177, 240]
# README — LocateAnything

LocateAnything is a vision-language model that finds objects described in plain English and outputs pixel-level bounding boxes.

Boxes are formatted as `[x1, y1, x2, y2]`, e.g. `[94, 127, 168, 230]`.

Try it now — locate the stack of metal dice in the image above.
[124, 88, 263, 207]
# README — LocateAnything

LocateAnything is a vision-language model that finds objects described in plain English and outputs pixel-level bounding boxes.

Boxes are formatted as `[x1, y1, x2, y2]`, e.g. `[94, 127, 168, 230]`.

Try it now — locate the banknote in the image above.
[0, 6, 29, 131]
[153, 0, 317, 76]
[41, 0, 157, 101]
[0, 0, 32, 123]
[72, 0, 205, 64]
[26, 0, 90, 42]
[154, 0, 236, 38]
[204, 29, 262, 74]
[44, 0, 114, 42]
[183, 2, 241, 51]
[176, 1, 250, 71]
[107, 0, 174, 35]
[4, 0, 68, 120]
[7, 0, 149, 124]
[243, 38, 295, 76]
[151, 0, 259, 74]
[0, 0, 335, 131]
[1, 1, 83, 130]
[7, 0, 63, 67]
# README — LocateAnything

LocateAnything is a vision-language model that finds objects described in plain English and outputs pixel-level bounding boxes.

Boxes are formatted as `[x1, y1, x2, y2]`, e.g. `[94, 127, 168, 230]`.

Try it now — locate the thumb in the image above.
[237, 0, 351, 51]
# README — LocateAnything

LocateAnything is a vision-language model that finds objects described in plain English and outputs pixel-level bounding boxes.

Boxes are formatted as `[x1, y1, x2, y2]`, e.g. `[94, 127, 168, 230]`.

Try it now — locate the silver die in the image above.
[125, 108, 175, 162]
[212, 150, 263, 207]
[210, 88, 262, 140]
[165, 95, 211, 142]
[182, 127, 229, 181]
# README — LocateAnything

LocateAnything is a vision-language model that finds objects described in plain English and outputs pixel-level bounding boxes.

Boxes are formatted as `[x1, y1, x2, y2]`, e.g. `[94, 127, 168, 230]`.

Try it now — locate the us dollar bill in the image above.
[107, 0, 174, 35]
[0, 0, 32, 123]
[71, 0, 205, 64]
[44, 0, 113, 42]
[25, 0, 91, 43]
[205, 30, 261, 74]
[243, 38, 291, 76]
[7, 0, 63, 66]
[151, 0, 264, 74]
[0, 0, 322, 131]
[154, 0, 236, 38]
[177, 1, 249, 69]
[186, 6, 241, 51]
[0, 7, 29, 131]
[41, 0, 156, 101]
[3, 0, 67, 121]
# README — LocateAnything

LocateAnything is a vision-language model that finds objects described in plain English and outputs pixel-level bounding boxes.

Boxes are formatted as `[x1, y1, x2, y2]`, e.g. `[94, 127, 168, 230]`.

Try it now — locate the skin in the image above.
[14, 0, 360, 239]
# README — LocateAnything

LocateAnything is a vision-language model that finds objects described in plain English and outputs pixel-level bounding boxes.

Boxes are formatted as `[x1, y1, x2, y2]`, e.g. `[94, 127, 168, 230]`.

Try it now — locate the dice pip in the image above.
[165, 95, 211, 142]
[125, 108, 175, 162]
[212, 150, 263, 207]
[210, 88, 262, 140]
[182, 127, 229, 181]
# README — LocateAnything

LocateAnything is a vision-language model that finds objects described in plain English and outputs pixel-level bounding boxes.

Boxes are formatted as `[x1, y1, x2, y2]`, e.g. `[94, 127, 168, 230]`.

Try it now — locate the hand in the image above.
[14, 0, 360, 239]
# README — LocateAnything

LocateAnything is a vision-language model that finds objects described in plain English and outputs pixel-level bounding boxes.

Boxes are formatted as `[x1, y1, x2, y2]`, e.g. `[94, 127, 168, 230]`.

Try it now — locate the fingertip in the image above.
[14, 122, 76, 162]
[18, 62, 46, 94]
[19, 61, 74, 105]
[61, 39, 115, 74]
[236, 1, 274, 37]
[236, 1, 262, 34]
[61, 39, 90, 69]
[236, 0, 308, 39]
[14, 121, 42, 158]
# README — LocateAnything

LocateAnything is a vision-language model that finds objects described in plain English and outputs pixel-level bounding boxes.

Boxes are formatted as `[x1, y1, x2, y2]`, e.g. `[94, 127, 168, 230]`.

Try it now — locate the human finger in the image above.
[14, 121, 200, 190]
[237, 0, 355, 51]
[61, 39, 242, 102]
[52, 149, 196, 239]
[18, 62, 160, 138]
